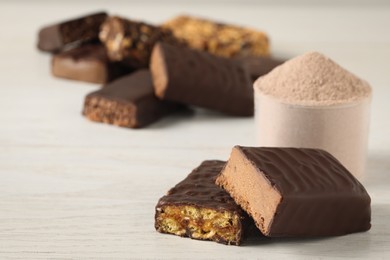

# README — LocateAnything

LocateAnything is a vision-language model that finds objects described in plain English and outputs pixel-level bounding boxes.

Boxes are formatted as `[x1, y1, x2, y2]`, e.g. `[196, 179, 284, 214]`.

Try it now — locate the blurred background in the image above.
[2, 0, 389, 149]
[2, 0, 390, 80]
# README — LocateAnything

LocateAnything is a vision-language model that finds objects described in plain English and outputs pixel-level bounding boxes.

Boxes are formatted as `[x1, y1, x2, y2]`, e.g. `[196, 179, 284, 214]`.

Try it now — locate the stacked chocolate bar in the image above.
[37, 12, 283, 128]
[38, 12, 134, 84]
[155, 146, 371, 245]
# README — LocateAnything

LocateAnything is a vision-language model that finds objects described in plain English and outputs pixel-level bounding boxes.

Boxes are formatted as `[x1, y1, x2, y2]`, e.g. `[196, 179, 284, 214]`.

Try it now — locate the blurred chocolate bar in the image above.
[99, 16, 184, 68]
[52, 44, 133, 84]
[163, 15, 269, 58]
[236, 56, 284, 82]
[150, 43, 253, 116]
[83, 70, 183, 128]
[37, 12, 107, 52]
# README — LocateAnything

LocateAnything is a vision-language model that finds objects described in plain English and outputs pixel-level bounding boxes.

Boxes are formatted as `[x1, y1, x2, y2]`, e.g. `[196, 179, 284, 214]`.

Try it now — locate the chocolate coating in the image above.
[37, 12, 107, 53]
[155, 160, 260, 245]
[217, 146, 371, 237]
[52, 44, 133, 84]
[236, 56, 284, 82]
[150, 42, 254, 116]
[83, 70, 183, 128]
[158, 161, 239, 211]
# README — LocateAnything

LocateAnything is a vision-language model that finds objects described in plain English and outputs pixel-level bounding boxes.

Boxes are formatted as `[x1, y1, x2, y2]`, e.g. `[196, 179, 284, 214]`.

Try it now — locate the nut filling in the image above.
[156, 205, 241, 244]
[99, 16, 184, 68]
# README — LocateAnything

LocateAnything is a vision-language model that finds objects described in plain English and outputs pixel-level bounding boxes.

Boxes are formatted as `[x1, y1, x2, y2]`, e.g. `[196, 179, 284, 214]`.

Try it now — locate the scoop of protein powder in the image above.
[254, 52, 372, 180]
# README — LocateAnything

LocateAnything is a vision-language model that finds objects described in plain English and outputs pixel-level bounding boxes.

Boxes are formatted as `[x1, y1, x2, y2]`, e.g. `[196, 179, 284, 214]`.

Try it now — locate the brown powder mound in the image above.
[254, 52, 371, 106]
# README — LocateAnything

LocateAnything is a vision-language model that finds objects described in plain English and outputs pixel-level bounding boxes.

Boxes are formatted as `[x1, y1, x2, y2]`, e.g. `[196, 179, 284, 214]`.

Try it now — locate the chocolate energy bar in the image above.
[99, 16, 183, 68]
[155, 160, 260, 245]
[216, 146, 371, 237]
[236, 56, 284, 82]
[163, 15, 269, 58]
[83, 70, 182, 128]
[52, 44, 133, 84]
[37, 12, 107, 53]
[150, 42, 254, 116]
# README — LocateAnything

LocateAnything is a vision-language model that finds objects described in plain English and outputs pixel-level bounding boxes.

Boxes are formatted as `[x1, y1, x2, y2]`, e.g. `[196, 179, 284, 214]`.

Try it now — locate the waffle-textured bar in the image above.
[52, 44, 133, 84]
[150, 42, 254, 116]
[163, 15, 269, 58]
[37, 12, 107, 52]
[155, 160, 260, 245]
[99, 16, 183, 68]
[83, 70, 182, 128]
[216, 146, 371, 237]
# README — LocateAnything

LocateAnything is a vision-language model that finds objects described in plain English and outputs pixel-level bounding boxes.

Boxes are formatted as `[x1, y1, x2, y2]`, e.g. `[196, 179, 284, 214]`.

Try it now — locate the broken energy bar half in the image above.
[216, 146, 371, 237]
[155, 160, 261, 245]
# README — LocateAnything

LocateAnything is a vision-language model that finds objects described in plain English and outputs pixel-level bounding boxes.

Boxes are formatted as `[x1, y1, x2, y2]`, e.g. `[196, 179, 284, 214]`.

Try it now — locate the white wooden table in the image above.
[1, 1, 389, 259]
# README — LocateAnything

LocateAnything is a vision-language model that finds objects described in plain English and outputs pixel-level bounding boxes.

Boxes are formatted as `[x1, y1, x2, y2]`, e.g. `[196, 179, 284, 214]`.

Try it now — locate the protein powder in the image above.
[254, 52, 372, 180]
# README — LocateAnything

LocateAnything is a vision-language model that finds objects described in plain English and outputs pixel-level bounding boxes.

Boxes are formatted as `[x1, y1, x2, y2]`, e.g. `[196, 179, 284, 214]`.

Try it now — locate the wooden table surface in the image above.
[1, 1, 389, 259]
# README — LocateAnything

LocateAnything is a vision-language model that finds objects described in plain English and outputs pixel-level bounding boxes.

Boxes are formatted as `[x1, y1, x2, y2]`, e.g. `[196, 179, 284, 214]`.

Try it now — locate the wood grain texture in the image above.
[0, 2, 390, 259]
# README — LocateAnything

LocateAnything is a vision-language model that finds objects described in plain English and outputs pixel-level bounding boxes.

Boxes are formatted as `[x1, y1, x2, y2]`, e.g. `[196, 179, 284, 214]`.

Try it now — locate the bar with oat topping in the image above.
[163, 15, 270, 58]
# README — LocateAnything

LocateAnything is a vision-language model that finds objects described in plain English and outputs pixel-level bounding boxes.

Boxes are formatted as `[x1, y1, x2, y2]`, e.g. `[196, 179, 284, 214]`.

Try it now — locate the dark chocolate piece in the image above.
[155, 160, 260, 245]
[83, 70, 182, 128]
[99, 16, 183, 68]
[150, 42, 254, 116]
[52, 44, 133, 84]
[37, 12, 107, 53]
[216, 146, 371, 237]
[236, 56, 284, 82]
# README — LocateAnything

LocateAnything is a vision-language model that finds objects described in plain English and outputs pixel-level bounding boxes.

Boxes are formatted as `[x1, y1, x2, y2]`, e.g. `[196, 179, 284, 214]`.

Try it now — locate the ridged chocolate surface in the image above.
[158, 161, 241, 211]
[236, 146, 371, 237]
[155, 160, 259, 245]
[37, 12, 107, 52]
[83, 70, 182, 128]
[151, 43, 253, 116]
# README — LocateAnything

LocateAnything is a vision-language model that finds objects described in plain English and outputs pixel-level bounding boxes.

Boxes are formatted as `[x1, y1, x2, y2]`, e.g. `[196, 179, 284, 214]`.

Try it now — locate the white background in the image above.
[0, 1, 389, 259]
